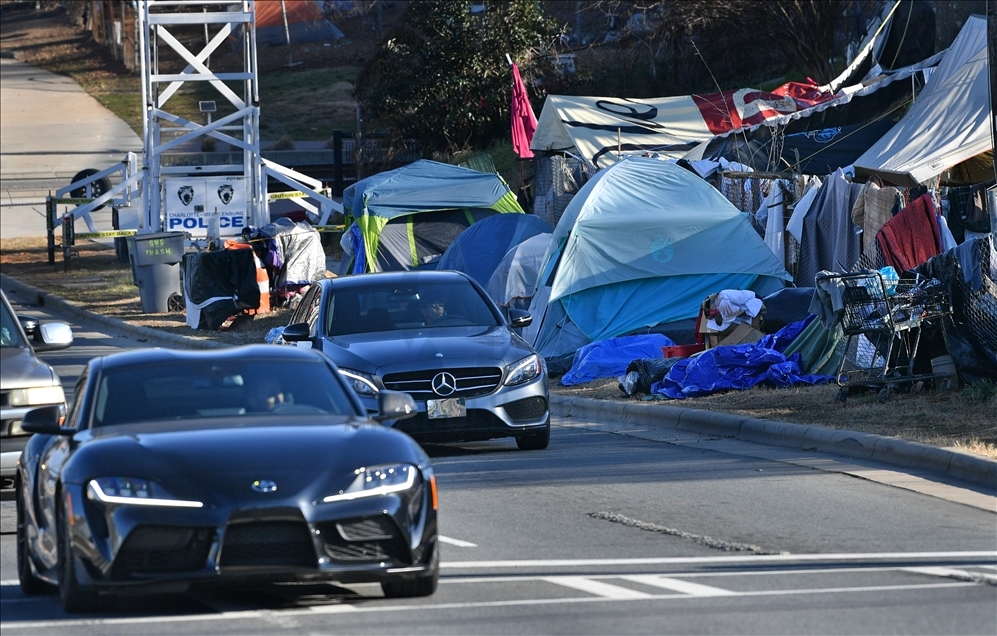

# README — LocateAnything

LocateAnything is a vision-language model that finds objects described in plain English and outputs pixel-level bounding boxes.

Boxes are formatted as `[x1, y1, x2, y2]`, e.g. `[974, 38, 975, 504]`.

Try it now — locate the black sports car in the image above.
[16, 345, 437, 613]
[276, 270, 550, 449]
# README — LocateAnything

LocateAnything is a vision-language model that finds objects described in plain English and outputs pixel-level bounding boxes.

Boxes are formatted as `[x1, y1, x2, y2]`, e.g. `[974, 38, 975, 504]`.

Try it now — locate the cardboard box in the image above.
[698, 293, 764, 349]
[710, 322, 765, 348]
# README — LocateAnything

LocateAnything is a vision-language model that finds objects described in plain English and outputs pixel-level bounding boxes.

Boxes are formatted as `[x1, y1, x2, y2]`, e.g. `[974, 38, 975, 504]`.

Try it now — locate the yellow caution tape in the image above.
[268, 191, 310, 200]
[75, 230, 138, 239]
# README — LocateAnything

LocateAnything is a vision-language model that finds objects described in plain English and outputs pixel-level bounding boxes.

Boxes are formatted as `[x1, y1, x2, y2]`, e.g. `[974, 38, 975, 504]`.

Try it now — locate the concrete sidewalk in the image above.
[0, 56, 141, 238]
[2, 270, 995, 494]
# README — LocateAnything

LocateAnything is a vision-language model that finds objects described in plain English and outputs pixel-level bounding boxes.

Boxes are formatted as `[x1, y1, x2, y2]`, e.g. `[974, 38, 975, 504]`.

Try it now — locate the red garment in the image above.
[875, 193, 941, 272]
[510, 63, 537, 159]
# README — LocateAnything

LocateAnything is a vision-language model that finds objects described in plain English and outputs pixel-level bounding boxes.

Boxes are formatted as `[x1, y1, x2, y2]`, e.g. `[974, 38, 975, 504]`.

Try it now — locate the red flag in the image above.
[510, 62, 537, 159]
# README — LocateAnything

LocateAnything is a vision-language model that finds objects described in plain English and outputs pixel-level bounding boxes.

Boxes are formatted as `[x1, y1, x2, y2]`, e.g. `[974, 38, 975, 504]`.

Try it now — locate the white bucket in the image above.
[931, 355, 957, 391]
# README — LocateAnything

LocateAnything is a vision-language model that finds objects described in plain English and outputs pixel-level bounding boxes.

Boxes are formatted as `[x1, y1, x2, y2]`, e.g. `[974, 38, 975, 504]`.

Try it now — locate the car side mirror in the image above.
[21, 405, 73, 436]
[373, 390, 417, 425]
[33, 322, 74, 352]
[509, 309, 532, 328]
[18, 315, 39, 335]
[282, 322, 311, 342]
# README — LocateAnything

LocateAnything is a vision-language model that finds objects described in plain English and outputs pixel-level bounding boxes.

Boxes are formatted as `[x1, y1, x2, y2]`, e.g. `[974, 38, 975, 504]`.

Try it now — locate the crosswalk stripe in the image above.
[544, 576, 652, 599]
[439, 536, 477, 547]
[622, 575, 736, 596]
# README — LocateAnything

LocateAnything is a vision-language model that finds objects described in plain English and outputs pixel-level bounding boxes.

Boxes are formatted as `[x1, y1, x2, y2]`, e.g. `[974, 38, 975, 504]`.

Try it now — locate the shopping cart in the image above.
[817, 270, 952, 402]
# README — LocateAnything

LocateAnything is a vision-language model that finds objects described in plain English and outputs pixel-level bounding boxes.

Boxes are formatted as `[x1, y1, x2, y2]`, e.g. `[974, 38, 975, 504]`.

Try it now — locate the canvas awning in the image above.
[853, 15, 991, 187]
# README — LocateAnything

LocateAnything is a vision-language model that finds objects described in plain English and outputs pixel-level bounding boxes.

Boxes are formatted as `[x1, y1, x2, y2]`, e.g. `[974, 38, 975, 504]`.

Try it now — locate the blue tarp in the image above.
[651, 316, 832, 399]
[561, 333, 675, 386]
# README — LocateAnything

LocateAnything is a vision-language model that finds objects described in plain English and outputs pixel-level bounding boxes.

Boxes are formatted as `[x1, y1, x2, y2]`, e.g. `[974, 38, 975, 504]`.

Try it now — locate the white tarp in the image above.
[853, 15, 991, 187]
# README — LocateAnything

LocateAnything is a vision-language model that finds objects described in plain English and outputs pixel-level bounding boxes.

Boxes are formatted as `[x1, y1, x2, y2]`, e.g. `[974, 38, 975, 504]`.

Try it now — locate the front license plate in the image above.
[426, 398, 466, 419]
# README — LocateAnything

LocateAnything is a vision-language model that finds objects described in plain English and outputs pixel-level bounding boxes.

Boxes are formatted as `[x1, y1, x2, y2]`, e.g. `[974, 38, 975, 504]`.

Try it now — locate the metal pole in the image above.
[281, 0, 293, 67]
[46, 196, 55, 264]
[333, 130, 343, 196]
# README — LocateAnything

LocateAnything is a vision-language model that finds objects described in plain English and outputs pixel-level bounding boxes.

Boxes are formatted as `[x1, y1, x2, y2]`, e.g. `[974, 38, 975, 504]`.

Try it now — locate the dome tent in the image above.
[523, 156, 792, 368]
[341, 160, 524, 274]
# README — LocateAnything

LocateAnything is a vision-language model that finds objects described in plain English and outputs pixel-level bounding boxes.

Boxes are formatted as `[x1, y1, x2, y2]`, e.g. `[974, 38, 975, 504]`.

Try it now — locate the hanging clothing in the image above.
[875, 193, 941, 272]
[946, 179, 994, 243]
[850, 179, 900, 255]
[795, 169, 863, 287]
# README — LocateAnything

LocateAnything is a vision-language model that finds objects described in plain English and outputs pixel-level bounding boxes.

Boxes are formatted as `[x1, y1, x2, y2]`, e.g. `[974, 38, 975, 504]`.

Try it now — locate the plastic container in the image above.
[931, 355, 957, 391]
[662, 344, 705, 359]
[127, 232, 186, 313]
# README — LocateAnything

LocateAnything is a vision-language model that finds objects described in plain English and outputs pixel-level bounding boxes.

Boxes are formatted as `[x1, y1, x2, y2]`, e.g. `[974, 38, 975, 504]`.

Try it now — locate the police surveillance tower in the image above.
[137, 0, 338, 240]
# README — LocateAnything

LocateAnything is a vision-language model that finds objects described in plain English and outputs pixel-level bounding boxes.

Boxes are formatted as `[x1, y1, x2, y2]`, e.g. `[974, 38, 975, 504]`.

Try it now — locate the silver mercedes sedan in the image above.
[276, 270, 550, 450]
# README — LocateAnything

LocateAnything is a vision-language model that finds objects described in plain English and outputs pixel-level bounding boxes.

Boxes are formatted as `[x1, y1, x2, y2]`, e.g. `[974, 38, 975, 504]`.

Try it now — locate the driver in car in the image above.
[247, 375, 287, 412]
[419, 293, 447, 326]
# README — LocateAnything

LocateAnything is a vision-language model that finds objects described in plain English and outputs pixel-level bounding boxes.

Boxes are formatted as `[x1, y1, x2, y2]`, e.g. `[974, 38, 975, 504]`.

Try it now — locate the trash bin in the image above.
[127, 232, 185, 313]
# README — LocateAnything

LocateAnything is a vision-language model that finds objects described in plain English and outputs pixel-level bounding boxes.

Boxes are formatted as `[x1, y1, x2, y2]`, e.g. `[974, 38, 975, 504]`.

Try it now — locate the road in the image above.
[1, 300, 995, 635]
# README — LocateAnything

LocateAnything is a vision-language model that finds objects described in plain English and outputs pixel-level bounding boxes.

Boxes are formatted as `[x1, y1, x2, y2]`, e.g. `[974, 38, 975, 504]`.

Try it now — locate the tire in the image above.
[516, 418, 551, 450]
[17, 488, 54, 595]
[380, 572, 439, 598]
[69, 168, 111, 210]
[58, 494, 108, 613]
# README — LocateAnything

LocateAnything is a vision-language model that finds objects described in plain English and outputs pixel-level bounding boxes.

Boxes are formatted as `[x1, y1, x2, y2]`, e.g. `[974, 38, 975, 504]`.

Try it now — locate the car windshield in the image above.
[0, 298, 27, 348]
[326, 280, 500, 336]
[92, 359, 357, 426]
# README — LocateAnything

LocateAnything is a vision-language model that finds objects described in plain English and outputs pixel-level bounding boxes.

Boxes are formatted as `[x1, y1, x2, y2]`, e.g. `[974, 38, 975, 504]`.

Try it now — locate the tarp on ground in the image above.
[341, 160, 524, 273]
[254, 0, 344, 47]
[651, 316, 833, 399]
[524, 156, 792, 365]
[436, 213, 552, 287]
[853, 15, 991, 187]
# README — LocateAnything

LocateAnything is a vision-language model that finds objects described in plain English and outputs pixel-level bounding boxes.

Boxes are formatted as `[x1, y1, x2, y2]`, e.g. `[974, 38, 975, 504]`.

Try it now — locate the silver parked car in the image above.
[278, 270, 550, 450]
[1, 290, 73, 498]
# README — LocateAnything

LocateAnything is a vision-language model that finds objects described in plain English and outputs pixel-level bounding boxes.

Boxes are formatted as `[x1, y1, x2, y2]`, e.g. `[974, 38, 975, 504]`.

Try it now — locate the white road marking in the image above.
[0, 582, 976, 630]
[441, 551, 996, 569]
[439, 535, 477, 547]
[544, 576, 652, 599]
[621, 575, 735, 597]
[905, 566, 997, 584]
[308, 604, 359, 613]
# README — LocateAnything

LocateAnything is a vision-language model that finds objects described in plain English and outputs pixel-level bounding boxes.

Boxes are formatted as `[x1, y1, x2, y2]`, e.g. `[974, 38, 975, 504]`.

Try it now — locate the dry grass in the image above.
[1, 237, 293, 346]
[552, 374, 997, 460]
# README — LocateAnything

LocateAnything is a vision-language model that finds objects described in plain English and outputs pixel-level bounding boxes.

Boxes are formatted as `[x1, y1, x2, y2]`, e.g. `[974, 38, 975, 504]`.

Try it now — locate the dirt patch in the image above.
[1, 237, 292, 347]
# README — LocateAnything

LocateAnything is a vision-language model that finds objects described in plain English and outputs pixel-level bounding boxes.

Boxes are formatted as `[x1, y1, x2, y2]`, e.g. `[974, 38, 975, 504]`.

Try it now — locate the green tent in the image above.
[342, 160, 523, 273]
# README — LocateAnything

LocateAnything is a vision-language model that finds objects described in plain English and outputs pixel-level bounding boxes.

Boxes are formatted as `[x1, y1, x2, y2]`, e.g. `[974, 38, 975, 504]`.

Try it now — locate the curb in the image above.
[550, 394, 997, 490]
[0, 273, 224, 350]
[3, 273, 994, 490]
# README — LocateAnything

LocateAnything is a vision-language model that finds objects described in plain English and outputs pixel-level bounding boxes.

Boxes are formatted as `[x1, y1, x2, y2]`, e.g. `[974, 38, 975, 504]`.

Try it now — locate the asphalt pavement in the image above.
[1, 59, 994, 493]
[0, 55, 141, 239]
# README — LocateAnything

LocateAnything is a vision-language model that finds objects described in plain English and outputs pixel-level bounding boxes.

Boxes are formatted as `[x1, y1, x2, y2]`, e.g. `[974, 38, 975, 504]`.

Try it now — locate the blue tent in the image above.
[436, 213, 552, 287]
[523, 157, 792, 364]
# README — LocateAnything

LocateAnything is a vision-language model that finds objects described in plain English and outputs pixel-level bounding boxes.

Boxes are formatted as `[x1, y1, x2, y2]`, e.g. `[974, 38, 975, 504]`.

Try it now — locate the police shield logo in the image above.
[178, 185, 195, 206]
[218, 184, 234, 205]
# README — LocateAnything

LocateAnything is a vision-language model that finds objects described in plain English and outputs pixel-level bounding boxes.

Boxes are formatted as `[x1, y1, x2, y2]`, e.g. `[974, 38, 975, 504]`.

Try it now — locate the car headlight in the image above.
[322, 464, 418, 503]
[339, 368, 380, 396]
[87, 477, 203, 508]
[504, 354, 544, 386]
[8, 385, 65, 407]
